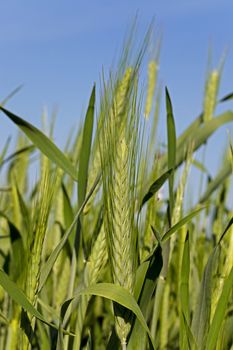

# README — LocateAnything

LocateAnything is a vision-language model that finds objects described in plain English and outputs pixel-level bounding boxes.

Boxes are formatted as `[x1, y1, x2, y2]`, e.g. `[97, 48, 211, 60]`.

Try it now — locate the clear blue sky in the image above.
[0, 1, 233, 177]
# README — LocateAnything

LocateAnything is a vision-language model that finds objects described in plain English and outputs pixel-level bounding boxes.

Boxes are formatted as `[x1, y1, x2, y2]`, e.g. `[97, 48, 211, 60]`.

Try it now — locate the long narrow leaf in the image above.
[179, 232, 191, 349]
[0, 106, 78, 180]
[199, 161, 232, 204]
[166, 87, 176, 218]
[191, 246, 219, 348]
[128, 245, 163, 350]
[78, 283, 156, 349]
[0, 269, 57, 329]
[181, 312, 198, 350]
[205, 267, 233, 350]
[78, 85, 95, 208]
[160, 111, 233, 171]
[139, 168, 172, 212]
[162, 207, 205, 242]
[180, 232, 190, 321]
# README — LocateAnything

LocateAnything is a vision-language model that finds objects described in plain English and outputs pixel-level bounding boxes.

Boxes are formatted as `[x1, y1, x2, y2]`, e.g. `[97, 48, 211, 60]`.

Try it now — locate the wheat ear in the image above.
[144, 60, 158, 119]
[100, 67, 137, 347]
[203, 69, 219, 122]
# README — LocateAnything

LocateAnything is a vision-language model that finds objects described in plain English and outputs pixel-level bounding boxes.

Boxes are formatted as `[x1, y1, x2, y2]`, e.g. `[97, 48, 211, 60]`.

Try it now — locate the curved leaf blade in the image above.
[0, 106, 78, 180]
[78, 85, 95, 208]
[191, 246, 219, 348]
[166, 87, 176, 218]
[162, 206, 205, 242]
[0, 269, 57, 328]
[128, 245, 163, 350]
[78, 283, 156, 349]
[139, 168, 172, 212]
[205, 267, 233, 350]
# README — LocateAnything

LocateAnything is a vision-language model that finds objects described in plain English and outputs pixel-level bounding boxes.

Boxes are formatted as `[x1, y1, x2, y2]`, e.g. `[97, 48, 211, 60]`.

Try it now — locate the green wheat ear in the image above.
[203, 69, 220, 122]
[144, 60, 158, 119]
[99, 65, 140, 347]
[21, 169, 58, 349]
[73, 222, 108, 349]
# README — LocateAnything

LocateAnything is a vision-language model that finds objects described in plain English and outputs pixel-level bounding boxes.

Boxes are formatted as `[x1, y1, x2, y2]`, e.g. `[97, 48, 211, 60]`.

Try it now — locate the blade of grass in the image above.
[199, 161, 232, 204]
[181, 312, 198, 350]
[0, 269, 58, 329]
[61, 182, 75, 252]
[0, 85, 23, 106]
[78, 85, 95, 208]
[0, 145, 34, 170]
[191, 246, 219, 348]
[180, 232, 190, 321]
[0, 106, 78, 180]
[127, 245, 163, 350]
[165, 87, 176, 220]
[77, 283, 156, 350]
[179, 232, 191, 349]
[192, 216, 233, 348]
[219, 92, 233, 102]
[0, 136, 11, 164]
[205, 266, 233, 350]
[162, 206, 205, 242]
[159, 111, 233, 171]
[139, 168, 172, 212]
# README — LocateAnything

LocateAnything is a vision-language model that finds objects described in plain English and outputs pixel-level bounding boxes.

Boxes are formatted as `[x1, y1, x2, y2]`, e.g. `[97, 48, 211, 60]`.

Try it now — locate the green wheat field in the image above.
[0, 25, 232, 350]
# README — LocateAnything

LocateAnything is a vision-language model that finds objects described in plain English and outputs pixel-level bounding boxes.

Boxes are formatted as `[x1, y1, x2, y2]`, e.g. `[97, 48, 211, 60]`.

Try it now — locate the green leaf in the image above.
[15, 184, 31, 239]
[0, 145, 34, 170]
[162, 206, 205, 242]
[0, 211, 25, 280]
[166, 87, 176, 218]
[219, 216, 233, 243]
[191, 246, 219, 348]
[77, 283, 156, 349]
[180, 232, 190, 322]
[192, 217, 233, 348]
[176, 114, 203, 151]
[0, 85, 23, 106]
[61, 182, 75, 251]
[0, 269, 57, 328]
[205, 267, 233, 350]
[78, 85, 95, 208]
[219, 92, 233, 102]
[0, 311, 9, 325]
[176, 112, 233, 168]
[179, 232, 191, 349]
[199, 161, 232, 204]
[128, 245, 163, 350]
[181, 312, 198, 350]
[0, 136, 11, 164]
[160, 111, 233, 171]
[8, 220, 25, 281]
[139, 168, 172, 212]
[0, 106, 78, 180]
[191, 159, 210, 175]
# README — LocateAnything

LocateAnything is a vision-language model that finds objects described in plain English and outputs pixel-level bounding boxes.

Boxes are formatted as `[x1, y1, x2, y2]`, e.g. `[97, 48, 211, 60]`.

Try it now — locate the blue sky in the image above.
[0, 1, 233, 177]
